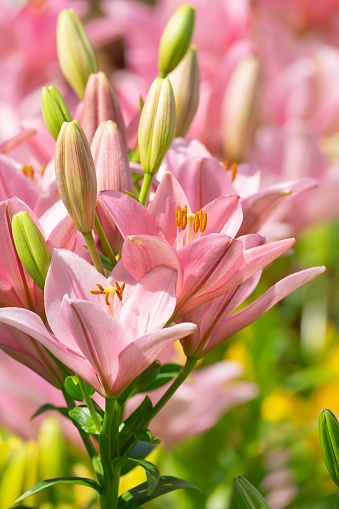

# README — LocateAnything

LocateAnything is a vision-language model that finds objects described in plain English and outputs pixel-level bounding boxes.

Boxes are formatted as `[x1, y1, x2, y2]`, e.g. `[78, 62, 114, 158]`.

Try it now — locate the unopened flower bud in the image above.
[41, 86, 72, 140]
[233, 476, 271, 509]
[91, 120, 133, 193]
[222, 55, 260, 160]
[55, 120, 97, 233]
[168, 45, 199, 137]
[12, 212, 51, 290]
[79, 72, 127, 145]
[138, 77, 176, 175]
[158, 4, 195, 77]
[57, 9, 98, 98]
[319, 409, 339, 486]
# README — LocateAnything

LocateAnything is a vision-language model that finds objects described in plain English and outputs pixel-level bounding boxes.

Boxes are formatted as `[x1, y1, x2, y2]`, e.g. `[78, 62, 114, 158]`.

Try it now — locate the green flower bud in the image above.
[12, 212, 51, 290]
[138, 77, 176, 175]
[169, 45, 199, 137]
[319, 409, 339, 486]
[158, 4, 195, 77]
[41, 85, 72, 140]
[233, 476, 271, 509]
[55, 120, 97, 233]
[57, 9, 98, 98]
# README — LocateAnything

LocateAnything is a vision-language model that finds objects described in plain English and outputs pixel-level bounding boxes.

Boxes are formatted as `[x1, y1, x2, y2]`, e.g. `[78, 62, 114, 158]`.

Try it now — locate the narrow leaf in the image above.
[119, 396, 153, 443]
[143, 363, 182, 392]
[118, 476, 200, 508]
[31, 404, 68, 420]
[114, 458, 160, 495]
[64, 376, 95, 401]
[14, 477, 102, 503]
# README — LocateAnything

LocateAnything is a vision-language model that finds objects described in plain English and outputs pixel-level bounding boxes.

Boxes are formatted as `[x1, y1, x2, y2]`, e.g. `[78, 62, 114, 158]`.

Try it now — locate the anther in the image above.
[175, 205, 182, 227]
[194, 212, 200, 233]
[231, 161, 237, 182]
[180, 205, 188, 230]
[223, 160, 230, 171]
[200, 212, 207, 232]
[22, 165, 34, 180]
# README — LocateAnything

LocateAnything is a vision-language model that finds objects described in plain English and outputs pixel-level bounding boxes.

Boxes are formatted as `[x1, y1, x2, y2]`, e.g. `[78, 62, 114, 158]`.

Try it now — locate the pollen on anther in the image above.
[175, 205, 182, 227]
[180, 205, 188, 230]
[223, 160, 230, 171]
[231, 161, 237, 181]
[194, 212, 200, 233]
[200, 212, 207, 232]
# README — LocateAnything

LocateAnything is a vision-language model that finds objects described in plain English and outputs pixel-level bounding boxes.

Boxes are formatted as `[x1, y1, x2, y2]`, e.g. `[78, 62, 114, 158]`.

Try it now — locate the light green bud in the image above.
[57, 9, 98, 98]
[158, 4, 195, 77]
[55, 120, 97, 233]
[41, 85, 72, 140]
[169, 45, 199, 137]
[12, 212, 51, 290]
[233, 476, 271, 509]
[138, 77, 176, 175]
[319, 409, 339, 486]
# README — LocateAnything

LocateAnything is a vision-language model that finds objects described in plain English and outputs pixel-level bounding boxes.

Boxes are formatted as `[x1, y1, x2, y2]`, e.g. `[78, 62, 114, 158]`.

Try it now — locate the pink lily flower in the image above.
[0, 250, 196, 397]
[98, 172, 296, 319]
[165, 138, 317, 238]
[127, 360, 258, 448]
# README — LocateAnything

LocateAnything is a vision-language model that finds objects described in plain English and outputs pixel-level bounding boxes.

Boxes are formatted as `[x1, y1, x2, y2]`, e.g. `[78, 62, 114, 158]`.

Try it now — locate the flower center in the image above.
[90, 281, 125, 318]
[223, 160, 237, 181]
[175, 205, 207, 249]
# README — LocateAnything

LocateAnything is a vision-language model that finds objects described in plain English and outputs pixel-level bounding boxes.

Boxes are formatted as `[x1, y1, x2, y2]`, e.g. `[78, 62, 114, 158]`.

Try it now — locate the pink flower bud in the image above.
[79, 72, 127, 146]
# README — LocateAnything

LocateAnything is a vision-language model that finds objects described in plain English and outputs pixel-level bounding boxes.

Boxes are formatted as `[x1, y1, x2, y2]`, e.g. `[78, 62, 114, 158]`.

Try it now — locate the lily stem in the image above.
[100, 398, 121, 509]
[139, 172, 153, 206]
[94, 213, 118, 267]
[82, 230, 105, 276]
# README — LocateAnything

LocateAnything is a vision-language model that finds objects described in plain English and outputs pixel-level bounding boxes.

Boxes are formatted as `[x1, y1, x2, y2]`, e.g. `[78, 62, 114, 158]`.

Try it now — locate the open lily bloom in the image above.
[0, 250, 196, 397]
[99, 172, 296, 319]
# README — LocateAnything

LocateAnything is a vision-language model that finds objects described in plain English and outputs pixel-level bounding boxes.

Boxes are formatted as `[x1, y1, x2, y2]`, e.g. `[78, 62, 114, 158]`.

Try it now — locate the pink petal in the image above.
[203, 266, 326, 354]
[120, 267, 178, 338]
[45, 250, 108, 347]
[98, 190, 166, 240]
[202, 194, 243, 238]
[147, 172, 190, 246]
[122, 235, 183, 289]
[61, 298, 130, 396]
[111, 322, 197, 396]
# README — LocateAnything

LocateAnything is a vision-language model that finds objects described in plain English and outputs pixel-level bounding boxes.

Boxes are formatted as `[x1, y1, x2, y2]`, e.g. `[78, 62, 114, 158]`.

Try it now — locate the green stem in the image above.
[139, 172, 154, 206]
[77, 376, 102, 433]
[120, 357, 198, 456]
[82, 231, 105, 276]
[100, 398, 121, 509]
[62, 389, 97, 461]
[94, 213, 118, 267]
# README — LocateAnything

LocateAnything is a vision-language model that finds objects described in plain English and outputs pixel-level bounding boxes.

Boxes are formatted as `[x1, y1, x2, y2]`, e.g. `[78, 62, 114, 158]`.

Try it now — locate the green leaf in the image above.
[119, 396, 153, 443]
[14, 477, 103, 504]
[133, 429, 160, 446]
[114, 458, 160, 495]
[69, 406, 103, 435]
[133, 361, 161, 392]
[143, 363, 182, 392]
[31, 404, 68, 420]
[100, 253, 114, 271]
[119, 476, 200, 508]
[64, 376, 95, 401]
[120, 442, 155, 476]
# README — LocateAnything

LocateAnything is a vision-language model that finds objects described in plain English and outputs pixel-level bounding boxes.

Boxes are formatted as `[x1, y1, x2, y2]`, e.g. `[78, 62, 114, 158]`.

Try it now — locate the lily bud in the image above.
[138, 77, 176, 175]
[79, 72, 127, 145]
[168, 45, 199, 137]
[91, 120, 133, 193]
[55, 120, 97, 233]
[12, 212, 51, 291]
[319, 409, 339, 486]
[158, 4, 195, 77]
[41, 85, 72, 140]
[57, 9, 98, 98]
[221, 55, 260, 160]
[233, 476, 271, 509]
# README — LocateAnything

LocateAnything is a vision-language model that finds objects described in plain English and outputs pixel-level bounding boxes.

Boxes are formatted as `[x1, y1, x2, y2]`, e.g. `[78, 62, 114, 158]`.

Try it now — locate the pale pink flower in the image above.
[0, 250, 196, 397]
